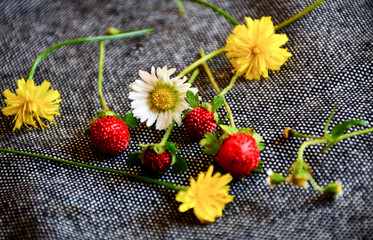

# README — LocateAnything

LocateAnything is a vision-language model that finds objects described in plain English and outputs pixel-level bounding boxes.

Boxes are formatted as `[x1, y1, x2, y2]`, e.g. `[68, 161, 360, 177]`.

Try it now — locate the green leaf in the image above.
[123, 111, 138, 128]
[172, 155, 188, 173]
[252, 166, 263, 173]
[153, 145, 166, 154]
[219, 125, 238, 135]
[127, 152, 141, 167]
[258, 143, 265, 151]
[258, 160, 264, 165]
[330, 119, 369, 140]
[252, 132, 263, 145]
[185, 91, 200, 108]
[211, 95, 225, 112]
[238, 128, 254, 136]
[165, 141, 180, 153]
[200, 132, 221, 155]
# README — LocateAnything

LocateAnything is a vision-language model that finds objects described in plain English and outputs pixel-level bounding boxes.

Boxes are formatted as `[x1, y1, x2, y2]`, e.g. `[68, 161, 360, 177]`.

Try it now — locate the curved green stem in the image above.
[324, 107, 337, 137]
[338, 127, 373, 141]
[0, 148, 185, 192]
[97, 41, 108, 111]
[296, 139, 327, 174]
[179, 48, 225, 77]
[187, 0, 240, 26]
[27, 28, 154, 80]
[187, 69, 200, 85]
[309, 178, 324, 192]
[200, 49, 235, 128]
[220, 73, 238, 96]
[275, 0, 325, 31]
[174, 0, 185, 14]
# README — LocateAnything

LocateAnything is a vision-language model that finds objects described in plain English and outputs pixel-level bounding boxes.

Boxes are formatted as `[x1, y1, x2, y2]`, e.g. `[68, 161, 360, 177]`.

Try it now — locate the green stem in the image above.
[292, 131, 324, 140]
[199, 49, 235, 128]
[187, 69, 200, 85]
[309, 178, 324, 192]
[179, 48, 225, 77]
[275, 0, 325, 31]
[0, 148, 185, 191]
[338, 127, 373, 141]
[296, 139, 327, 173]
[173, 0, 185, 14]
[160, 120, 176, 145]
[27, 28, 154, 80]
[97, 41, 108, 111]
[220, 73, 238, 96]
[187, 0, 240, 26]
[324, 107, 337, 137]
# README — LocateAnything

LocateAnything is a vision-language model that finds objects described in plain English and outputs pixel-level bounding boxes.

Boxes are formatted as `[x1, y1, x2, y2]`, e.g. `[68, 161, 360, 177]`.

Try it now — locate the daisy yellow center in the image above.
[150, 85, 177, 111]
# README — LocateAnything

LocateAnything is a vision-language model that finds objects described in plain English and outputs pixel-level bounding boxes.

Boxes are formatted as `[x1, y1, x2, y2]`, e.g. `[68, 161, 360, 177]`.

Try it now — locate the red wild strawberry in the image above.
[215, 133, 260, 178]
[184, 107, 217, 139]
[90, 116, 130, 155]
[143, 148, 172, 173]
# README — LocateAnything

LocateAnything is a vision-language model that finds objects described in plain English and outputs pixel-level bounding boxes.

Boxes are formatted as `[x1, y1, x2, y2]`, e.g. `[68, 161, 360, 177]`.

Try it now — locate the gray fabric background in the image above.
[0, 0, 372, 239]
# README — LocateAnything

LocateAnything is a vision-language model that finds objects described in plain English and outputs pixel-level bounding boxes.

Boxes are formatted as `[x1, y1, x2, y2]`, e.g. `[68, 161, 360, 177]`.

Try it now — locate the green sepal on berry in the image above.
[84, 109, 122, 135]
[185, 90, 200, 108]
[127, 152, 142, 167]
[170, 153, 188, 173]
[123, 110, 138, 128]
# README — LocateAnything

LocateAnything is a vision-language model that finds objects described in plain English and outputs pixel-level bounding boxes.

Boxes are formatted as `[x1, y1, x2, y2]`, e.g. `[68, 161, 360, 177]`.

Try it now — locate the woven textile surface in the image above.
[0, 0, 372, 239]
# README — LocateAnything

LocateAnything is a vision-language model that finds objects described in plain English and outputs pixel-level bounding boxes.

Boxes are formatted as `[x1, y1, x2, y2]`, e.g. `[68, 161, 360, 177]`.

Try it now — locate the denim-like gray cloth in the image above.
[0, 0, 372, 239]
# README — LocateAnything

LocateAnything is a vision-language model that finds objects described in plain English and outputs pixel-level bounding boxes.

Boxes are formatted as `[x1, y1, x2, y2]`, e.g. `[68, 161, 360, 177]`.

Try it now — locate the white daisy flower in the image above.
[129, 66, 198, 130]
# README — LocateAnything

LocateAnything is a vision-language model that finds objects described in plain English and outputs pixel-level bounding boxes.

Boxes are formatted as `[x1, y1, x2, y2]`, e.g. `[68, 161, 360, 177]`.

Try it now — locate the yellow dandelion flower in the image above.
[175, 165, 234, 223]
[2, 79, 62, 131]
[225, 16, 292, 80]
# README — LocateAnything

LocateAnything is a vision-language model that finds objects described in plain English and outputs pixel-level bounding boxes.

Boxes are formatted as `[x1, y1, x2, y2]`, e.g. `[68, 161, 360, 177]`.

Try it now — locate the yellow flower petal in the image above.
[225, 16, 292, 80]
[1, 79, 62, 130]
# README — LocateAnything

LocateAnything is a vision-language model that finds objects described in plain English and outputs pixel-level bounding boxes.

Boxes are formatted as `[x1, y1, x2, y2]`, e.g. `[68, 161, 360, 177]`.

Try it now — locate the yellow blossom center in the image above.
[253, 46, 261, 54]
[150, 85, 177, 111]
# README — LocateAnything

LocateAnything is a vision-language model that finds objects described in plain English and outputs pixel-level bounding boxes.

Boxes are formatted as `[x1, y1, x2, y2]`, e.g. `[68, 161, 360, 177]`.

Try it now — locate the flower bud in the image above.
[323, 182, 343, 197]
[289, 173, 309, 188]
[266, 170, 285, 187]
[283, 127, 295, 138]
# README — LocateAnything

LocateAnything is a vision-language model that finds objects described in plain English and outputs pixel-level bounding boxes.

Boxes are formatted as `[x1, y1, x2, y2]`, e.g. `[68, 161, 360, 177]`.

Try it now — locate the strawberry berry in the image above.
[215, 133, 260, 178]
[90, 116, 130, 155]
[143, 148, 172, 173]
[184, 107, 217, 139]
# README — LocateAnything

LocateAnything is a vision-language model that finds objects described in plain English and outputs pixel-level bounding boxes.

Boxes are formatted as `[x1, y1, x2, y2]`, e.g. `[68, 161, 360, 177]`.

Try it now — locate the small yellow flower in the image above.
[225, 16, 292, 80]
[2, 79, 62, 131]
[175, 165, 234, 223]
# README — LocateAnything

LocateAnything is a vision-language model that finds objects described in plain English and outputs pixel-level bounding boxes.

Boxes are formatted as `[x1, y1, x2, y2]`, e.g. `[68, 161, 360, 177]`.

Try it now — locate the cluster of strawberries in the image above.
[89, 92, 263, 179]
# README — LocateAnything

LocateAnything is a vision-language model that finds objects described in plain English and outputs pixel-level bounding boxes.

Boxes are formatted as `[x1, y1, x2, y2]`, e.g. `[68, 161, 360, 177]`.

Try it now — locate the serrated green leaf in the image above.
[219, 125, 238, 135]
[123, 111, 138, 128]
[172, 155, 188, 173]
[258, 160, 264, 165]
[200, 132, 221, 155]
[185, 91, 200, 108]
[127, 152, 141, 167]
[165, 141, 180, 153]
[211, 95, 225, 112]
[330, 119, 369, 140]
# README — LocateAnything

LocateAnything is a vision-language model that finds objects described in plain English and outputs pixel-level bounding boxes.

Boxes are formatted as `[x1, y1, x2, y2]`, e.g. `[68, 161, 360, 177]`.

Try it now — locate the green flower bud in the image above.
[323, 182, 343, 197]
[266, 170, 285, 187]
